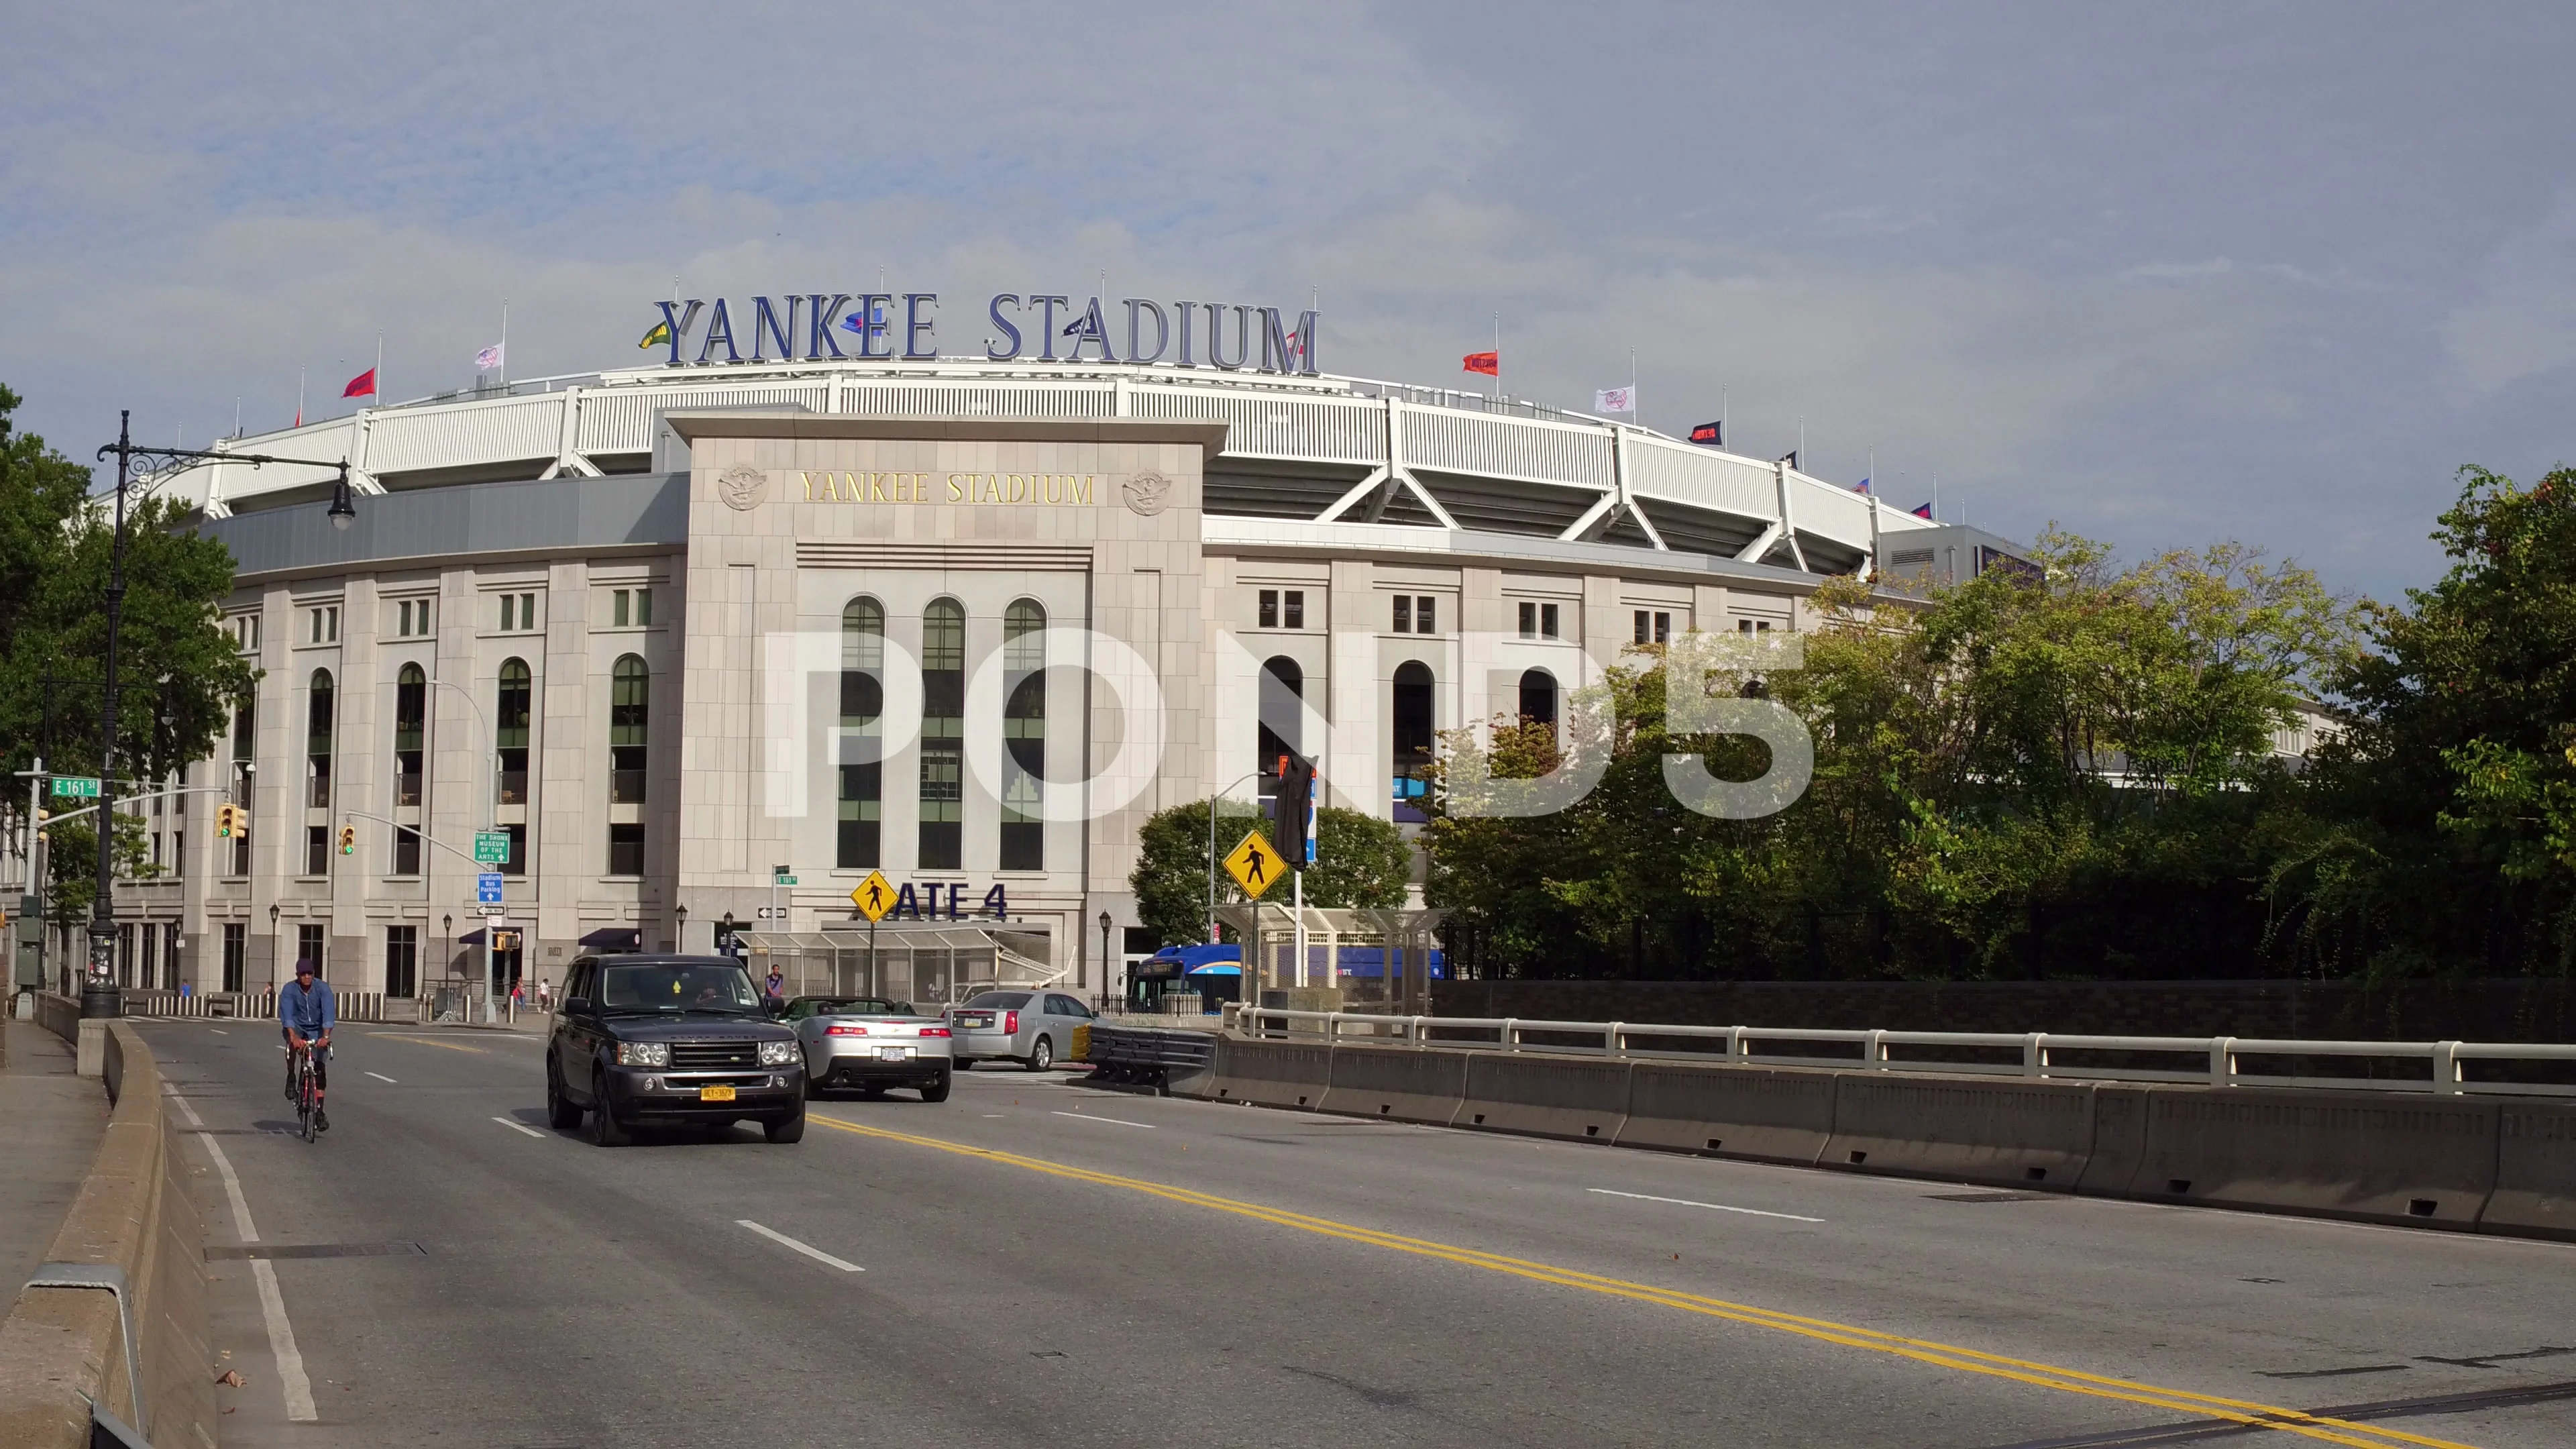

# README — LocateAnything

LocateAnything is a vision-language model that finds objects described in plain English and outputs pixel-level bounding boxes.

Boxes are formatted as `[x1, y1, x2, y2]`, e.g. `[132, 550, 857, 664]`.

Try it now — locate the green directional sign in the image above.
[775, 876, 798, 885]
[49, 776, 100, 799]
[472, 830, 512, 864]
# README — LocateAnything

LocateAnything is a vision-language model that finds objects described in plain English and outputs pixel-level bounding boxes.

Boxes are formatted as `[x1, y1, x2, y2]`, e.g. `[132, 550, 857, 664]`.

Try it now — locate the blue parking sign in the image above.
[477, 871, 504, 904]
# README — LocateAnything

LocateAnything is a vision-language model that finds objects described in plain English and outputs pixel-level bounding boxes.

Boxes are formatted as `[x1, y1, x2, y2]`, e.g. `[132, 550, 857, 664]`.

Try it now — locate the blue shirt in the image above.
[280, 978, 337, 1035]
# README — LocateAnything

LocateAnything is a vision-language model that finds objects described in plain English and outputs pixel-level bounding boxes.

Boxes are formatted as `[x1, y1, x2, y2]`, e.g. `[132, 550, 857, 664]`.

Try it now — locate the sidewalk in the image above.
[0, 1019, 110, 1291]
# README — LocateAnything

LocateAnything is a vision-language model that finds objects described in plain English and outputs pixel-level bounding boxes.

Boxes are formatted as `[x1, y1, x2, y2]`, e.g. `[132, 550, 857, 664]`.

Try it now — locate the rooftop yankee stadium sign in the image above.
[641, 291, 1319, 374]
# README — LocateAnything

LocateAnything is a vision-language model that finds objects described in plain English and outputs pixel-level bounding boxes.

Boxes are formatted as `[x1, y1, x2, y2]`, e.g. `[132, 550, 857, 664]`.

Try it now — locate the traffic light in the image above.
[337, 824, 356, 855]
[33, 807, 46, 845]
[1275, 750, 1318, 871]
[490, 929, 521, 953]
[215, 804, 247, 839]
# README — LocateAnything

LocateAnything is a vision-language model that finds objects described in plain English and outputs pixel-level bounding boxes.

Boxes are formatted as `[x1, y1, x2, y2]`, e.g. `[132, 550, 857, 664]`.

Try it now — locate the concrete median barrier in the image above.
[2075, 1085, 2151, 1198]
[2475, 1101, 2576, 1240]
[1210, 1037, 1334, 1108]
[1617, 1062, 1833, 1164]
[0, 1022, 212, 1449]
[1459, 1053, 1631, 1142]
[1823, 1075, 2098, 1189]
[1319, 1044, 1470, 1124]
[2133, 1087, 2499, 1228]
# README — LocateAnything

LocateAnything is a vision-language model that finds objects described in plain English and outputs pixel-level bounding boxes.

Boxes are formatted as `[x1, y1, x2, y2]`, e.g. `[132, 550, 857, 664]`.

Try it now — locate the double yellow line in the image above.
[809, 1114, 2475, 1449]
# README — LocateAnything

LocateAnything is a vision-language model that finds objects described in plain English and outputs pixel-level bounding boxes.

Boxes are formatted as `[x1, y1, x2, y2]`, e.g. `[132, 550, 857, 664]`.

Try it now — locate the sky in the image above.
[4, 2, 2573, 602]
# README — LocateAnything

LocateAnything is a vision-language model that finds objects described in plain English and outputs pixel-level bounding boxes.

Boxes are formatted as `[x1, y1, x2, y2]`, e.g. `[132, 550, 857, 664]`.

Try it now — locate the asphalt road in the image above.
[140, 1018, 2576, 1449]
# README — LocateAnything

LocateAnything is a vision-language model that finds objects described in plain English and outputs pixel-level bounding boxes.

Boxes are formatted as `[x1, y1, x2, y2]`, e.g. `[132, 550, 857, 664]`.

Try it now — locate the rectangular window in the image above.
[1416, 596, 1436, 634]
[222, 922, 246, 994]
[633, 587, 651, 626]
[393, 826, 421, 876]
[837, 762, 881, 869]
[305, 825, 328, 876]
[499, 594, 513, 631]
[386, 926, 418, 998]
[500, 823, 527, 877]
[1737, 618, 1774, 633]
[606, 823, 644, 876]
[1635, 610, 1651, 645]
[297, 923, 325, 976]
[170, 831, 182, 877]
[1258, 590, 1278, 629]
[397, 600, 410, 635]
[612, 589, 629, 627]
[1542, 602, 1561, 639]
[1391, 596, 1411, 633]
[394, 598, 431, 637]
[521, 593, 536, 630]
[1633, 610, 1672, 645]
[1655, 611, 1671, 643]
[1283, 590, 1305, 629]
[918, 747, 963, 869]
[233, 613, 260, 651]
[1518, 601, 1537, 639]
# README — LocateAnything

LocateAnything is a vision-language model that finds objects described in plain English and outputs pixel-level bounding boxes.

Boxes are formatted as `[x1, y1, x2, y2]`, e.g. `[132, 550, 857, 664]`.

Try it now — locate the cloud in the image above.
[2440, 191, 2576, 399]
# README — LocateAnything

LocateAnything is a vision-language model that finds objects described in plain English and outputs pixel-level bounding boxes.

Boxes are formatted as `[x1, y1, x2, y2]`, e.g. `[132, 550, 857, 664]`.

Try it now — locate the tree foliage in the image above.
[1129, 798, 1413, 948]
[1426, 528, 2359, 981]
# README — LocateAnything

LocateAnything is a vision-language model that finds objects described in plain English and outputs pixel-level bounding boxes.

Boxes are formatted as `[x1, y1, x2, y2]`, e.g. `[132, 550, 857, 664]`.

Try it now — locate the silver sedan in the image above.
[784, 996, 954, 1101]
[945, 989, 1095, 1072]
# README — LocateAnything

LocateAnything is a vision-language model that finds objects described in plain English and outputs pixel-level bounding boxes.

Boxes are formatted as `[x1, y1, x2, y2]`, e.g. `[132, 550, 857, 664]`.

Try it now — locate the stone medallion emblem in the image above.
[717, 464, 767, 511]
[1122, 470, 1171, 517]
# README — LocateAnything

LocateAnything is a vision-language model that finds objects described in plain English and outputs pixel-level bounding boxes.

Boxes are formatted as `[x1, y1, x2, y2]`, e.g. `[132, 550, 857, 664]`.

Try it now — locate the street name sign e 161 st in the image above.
[50, 776, 100, 799]
[473, 830, 511, 864]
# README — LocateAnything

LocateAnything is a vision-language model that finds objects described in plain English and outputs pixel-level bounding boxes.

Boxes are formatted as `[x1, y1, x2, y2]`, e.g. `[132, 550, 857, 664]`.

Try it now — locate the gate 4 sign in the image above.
[1222, 830, 1287, 900]
[849, 871, 896, 923]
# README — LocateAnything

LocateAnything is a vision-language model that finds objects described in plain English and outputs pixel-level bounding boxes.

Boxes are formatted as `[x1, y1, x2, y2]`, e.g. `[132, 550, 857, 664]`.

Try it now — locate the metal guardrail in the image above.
[1234, 1008, 2576, 1097]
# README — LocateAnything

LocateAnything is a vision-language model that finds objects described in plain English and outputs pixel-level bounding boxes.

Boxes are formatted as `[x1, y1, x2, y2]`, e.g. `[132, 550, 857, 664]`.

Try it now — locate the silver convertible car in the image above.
[783, 996, 954, 1101]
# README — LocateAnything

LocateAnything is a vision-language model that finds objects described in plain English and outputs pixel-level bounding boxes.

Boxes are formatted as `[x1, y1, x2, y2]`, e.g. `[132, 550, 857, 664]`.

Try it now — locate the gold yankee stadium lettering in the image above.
[799, 471, 1096, 506]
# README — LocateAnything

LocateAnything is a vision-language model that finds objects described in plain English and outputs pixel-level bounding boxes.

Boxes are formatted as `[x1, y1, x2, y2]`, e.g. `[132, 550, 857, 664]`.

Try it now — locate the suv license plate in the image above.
[698, 1084, 737, 1103]
[877, 1046, 910, 1061]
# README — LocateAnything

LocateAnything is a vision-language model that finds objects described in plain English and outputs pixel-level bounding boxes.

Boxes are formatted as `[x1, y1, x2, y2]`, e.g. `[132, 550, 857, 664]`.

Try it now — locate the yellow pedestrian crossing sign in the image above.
[1222, 830, 1287, 900]
[850, 871, 897, 923]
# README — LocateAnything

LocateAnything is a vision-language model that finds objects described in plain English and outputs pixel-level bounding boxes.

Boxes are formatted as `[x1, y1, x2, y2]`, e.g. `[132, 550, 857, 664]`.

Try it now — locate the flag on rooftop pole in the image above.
[1911, 502, 1933, 519]
[639, 319, 672, 350]
[475, 343, 504, 372]
[1595, 385, 1635, 415]
[341, 367, 376, 399]
[1854, 476, 1870, 495]
[1462, 351, 1498, 376]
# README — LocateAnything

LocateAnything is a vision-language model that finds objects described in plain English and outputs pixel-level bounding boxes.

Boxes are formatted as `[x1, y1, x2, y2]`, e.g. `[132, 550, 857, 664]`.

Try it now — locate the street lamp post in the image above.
[675, 904, 688, 954]
[1098, 910, 1116, 1016]
[84, 416, 350, 1018]
[267, 902, 280, 996]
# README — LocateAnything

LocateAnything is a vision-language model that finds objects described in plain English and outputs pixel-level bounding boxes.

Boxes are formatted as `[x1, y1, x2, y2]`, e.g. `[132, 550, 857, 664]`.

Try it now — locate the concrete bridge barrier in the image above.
[1319, 1043, 1469, 1124]
[2131, 1087, 2500, 1228]
[1458, 1053, 1631, 1142]
[1616, 1062, 1833, 1164]
[0, 1022, 213, 1449]
[2472, 1101, 2576, 1240]
[1823, 1075, 2098, 1189]
[1208, 1037, 1334, 1108]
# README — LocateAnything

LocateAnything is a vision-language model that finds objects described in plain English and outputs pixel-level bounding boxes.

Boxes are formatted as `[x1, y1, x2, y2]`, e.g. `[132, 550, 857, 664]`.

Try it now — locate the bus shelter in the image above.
[1213, 904, 1446, 1017]
[733, 921, 1059, 1007]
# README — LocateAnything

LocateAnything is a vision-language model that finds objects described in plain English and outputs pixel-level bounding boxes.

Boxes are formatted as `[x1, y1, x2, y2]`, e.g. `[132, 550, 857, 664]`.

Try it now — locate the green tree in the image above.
[2279, 466, 2576, 977]
[0, 386, 256, 786]
[1128, 798, 1413, 949]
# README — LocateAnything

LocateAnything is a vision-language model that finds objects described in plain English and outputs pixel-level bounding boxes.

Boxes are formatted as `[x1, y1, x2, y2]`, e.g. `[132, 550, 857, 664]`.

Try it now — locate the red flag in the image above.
[341, 368, 377, 399]
[1462, 351, 1499, 376]
[1911, 503, 1933, 519]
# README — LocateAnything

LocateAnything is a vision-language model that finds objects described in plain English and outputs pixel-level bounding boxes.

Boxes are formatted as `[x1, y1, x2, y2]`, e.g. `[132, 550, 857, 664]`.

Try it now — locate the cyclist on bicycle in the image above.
[279, 958, 336, 1132]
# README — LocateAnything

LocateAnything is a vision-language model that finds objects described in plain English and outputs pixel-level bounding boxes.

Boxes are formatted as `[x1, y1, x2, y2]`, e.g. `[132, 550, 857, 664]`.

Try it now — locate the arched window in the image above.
[306, 670, 334, 809]
[918, 600, 965, 869]
[1392, 661, 1434, 821]
[838, 598, 884, 869]
[1258, 656, 1303, 798]
[496, 659, 531, 805]
[1518, 668, 1558, 729]
[1000, 599, 1046, 870]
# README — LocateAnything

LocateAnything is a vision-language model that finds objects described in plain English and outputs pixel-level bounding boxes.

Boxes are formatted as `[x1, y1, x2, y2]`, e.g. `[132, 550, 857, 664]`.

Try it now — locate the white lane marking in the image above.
[981, 1114, 1007, 1118]
[1587, 1188, 1824, 1223]
[491, 1116, 546, 1138]
[366, 1071, 398, 1084]
[250, 1257, 318, 1421]
[737, 1219, 864, 1273]
[166, 1091, 206, 1129]
[1050, 1110, 1155, 1130]
[194, 1132, 260, 1242]
[210, 1028, 229, 1035]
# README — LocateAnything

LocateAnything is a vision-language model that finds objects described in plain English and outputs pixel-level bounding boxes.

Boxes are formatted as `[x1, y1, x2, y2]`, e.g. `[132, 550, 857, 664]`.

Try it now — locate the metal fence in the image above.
[1234, 1008, 2576, 1097]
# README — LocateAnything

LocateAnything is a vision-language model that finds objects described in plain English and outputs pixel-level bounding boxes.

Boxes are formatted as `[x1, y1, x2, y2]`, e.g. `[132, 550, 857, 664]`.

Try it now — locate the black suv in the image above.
[546, 954, 806, 1145]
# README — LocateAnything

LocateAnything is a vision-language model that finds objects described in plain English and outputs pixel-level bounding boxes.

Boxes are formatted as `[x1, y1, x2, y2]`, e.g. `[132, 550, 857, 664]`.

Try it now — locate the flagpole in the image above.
[1629, 348, 1638, 431]
[1493, 311, 1501, 402]
[296, 366, 305, 430]
[374, 331, 384, 414]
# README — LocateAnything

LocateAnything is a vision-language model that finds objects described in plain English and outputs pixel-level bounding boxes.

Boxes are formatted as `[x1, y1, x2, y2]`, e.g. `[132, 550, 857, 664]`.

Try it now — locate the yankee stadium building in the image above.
[95, 287, 2019, 1006]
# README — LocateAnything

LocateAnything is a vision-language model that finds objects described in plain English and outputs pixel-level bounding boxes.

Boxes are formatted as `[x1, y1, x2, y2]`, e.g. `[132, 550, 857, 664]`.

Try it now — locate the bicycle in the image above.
[288, 1038, 321, 1142]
